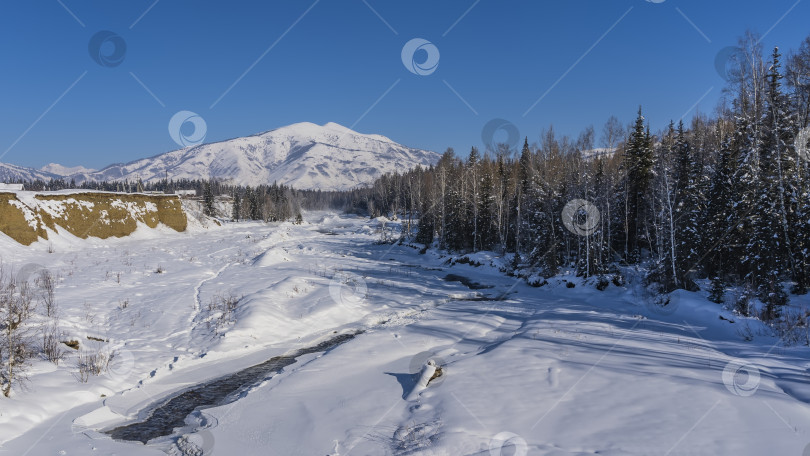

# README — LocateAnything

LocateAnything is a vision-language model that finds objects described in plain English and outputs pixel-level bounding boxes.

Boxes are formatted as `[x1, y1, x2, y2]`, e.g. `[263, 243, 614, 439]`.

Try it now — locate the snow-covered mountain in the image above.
[40, 163, 96, 176]
[66, 122, 438, 191]
[581, 147, 617, 160]
[0, 162, 60, 183]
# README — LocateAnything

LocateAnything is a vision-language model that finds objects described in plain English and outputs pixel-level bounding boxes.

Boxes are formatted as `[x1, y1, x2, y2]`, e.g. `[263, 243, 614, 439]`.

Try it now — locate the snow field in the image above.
[0, 213, 808, 455]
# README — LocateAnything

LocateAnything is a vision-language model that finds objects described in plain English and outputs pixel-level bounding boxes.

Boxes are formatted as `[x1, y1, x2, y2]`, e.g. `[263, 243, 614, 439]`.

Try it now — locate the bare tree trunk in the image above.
[664, 169, 679, 286]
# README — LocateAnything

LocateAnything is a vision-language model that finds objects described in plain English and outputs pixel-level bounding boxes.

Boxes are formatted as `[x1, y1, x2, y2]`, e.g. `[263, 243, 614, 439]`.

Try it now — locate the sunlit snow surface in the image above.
[1, 213, 809, 455]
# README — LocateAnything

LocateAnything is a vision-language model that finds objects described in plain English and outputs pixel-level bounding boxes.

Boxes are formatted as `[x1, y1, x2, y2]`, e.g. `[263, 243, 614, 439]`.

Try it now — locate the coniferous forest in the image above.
[335, 33, 810, 324]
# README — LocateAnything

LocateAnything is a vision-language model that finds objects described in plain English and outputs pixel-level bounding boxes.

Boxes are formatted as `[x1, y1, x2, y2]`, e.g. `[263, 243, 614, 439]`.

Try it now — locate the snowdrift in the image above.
[0, 191, 187, 245]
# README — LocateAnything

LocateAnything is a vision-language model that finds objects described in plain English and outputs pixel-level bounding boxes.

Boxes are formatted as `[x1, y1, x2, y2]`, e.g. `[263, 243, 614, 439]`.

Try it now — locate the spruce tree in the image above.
[232, 190, 241, 222]
[749, 48, 794, 317]
[703, 132, 738, 280]
[416, 211, 435, 245]
[514, 138, 532, 259]
[248, 187, 261, 221]
[203, 181, 215, 217]
[673, 122, 702, 288]
[243, 186, 253, 220]
[622, 107, 654, 261]
[709, 276, 725, 304]
[468, 147, 481, 251]
[478, 158, 496, 250]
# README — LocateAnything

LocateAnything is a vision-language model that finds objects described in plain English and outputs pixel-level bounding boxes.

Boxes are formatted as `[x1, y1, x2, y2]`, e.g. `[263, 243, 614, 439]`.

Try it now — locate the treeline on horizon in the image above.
[19, 178, 308, 223]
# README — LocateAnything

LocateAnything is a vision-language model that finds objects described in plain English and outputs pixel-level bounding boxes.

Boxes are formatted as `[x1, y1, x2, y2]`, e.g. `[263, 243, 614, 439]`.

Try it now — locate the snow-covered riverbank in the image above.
[1, 212, 809, 455]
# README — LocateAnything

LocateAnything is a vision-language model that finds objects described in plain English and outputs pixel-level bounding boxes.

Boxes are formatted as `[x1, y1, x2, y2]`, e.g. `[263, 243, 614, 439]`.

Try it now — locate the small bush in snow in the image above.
[74, 345, 117, 383]
[36, 269, 57, 318]
[42, 323, 64, 365]
[733, 286, 753, 317]
[596, 275, 610, 291]
[709, 276, 725, 304]
[528, 277, 548, 287]
[736, 322, 755, 342]
[454, 256, 482, 267]
[769, 309, 809, 346]
[207, 293, 242, 333]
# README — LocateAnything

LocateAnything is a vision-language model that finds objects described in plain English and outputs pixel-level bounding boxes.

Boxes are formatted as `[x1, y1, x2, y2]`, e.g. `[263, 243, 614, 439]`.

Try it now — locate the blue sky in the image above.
[0, 0, 807, 170]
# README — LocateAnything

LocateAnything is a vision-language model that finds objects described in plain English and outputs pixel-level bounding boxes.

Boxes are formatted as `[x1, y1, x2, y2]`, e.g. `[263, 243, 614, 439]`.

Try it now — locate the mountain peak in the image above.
[323, 121, 351, 131]
[2, 123, 438, 191]
[40, 163, 96, 176]
[58, 122, 439, 191]
[267, 122, 393, 144]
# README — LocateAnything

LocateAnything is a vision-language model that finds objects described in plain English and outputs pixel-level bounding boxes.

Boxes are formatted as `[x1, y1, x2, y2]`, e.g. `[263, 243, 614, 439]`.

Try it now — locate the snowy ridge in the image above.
[0, 162, 61, 183]
[0, 190, 187, 245]
[580, 147, 617, 160]
[40, 163, 96, 175]
[1, 123, 438, 191]
[68, 122, 439, 191]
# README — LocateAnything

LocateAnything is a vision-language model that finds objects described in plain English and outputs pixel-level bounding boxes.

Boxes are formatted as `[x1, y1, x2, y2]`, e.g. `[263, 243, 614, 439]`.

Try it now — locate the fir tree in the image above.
[622, 107, 654, 261]
[478, 158, 496, 250]
[203, 181, 215, 217]
[248, 186, 261, 220]
[231, 190, 241, 222]
[703, 130, 738, 280]
[748, 48, 794, 317]
[673, 121, 702, 289]
[709, 276, 725, 304]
